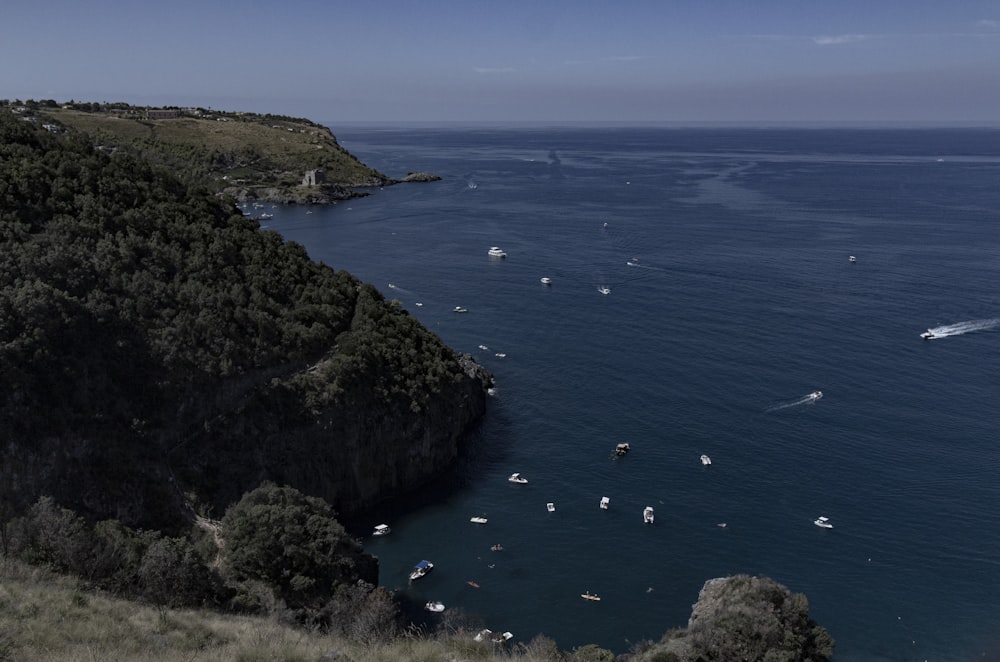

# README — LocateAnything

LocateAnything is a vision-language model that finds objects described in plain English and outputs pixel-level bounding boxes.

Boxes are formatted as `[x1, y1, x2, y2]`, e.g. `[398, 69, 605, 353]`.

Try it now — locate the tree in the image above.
[220, 483, 371, 608]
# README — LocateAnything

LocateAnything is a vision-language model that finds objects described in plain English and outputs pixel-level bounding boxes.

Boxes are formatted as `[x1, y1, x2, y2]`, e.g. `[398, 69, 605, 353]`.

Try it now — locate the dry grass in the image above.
[0, 558, 567, 662]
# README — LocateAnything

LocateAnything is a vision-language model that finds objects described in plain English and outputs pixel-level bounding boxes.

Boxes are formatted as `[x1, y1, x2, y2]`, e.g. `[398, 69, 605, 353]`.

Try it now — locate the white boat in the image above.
[474, 629, 514, 643]
[598, 286, 611, 295]
[540, 277, 552, 285]
[809, 391, 823, 400]
[614, 442, 631, 457]
[488, 246, 507, 258]
[453, 306, 468, 313]
[478, 344, 489, 350]
[508, 473, 528, 484]
[920, 330, 936, 340]
[546, 502, 556, 512]
[372, 523, 391, 537]
[643, 506, 655, 524]
[470, 516, 488, 524]
[700, 454, 712, 466]
[599, 496, 610, 510]
[424, 601, 446, 612]
[414, 302, 423, 307]
[409, 560, 433, 580]
[581, 592, 602, 601]
[814, 516, 833, 529]
[849, 255, 856, 263]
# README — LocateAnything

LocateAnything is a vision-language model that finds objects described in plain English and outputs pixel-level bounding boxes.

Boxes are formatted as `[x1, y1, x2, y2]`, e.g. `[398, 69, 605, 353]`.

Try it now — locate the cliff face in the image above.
[173, 353, 491, 519]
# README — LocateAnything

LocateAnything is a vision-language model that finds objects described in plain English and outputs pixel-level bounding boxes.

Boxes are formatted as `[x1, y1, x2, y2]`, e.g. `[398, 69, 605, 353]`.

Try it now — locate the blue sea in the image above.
[264, 125, 1000, 661]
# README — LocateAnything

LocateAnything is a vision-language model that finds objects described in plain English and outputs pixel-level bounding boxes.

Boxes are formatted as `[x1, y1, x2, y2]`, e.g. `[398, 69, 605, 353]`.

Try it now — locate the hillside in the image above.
[28, 101, 393, 203]
[0, 105, 489, 532]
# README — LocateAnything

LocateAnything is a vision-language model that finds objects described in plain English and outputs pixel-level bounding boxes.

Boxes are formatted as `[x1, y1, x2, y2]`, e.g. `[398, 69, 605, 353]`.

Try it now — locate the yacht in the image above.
[849, 255, 857, 263]
[643, 506, 655, 524]
[424, 601, 446, 612]
[546, 502, 556, 512]
[598, 286, 611, 295]
[700, 454, 712, 466]
[614, 442, 631, 457]
[409, 560, 433, 580]
[809, 391, 823, 401]
[470, 516, 488, 524]
[508, 473, 528, 484]
[920, 330, 936, 340]
[600, 496, 610, 510]
[540, 277, 552, 285]
[453, 306, 468, 313]
[814, 516, 833, 529]
[488, 246, 507, 258]
[372, 523, 391, 537]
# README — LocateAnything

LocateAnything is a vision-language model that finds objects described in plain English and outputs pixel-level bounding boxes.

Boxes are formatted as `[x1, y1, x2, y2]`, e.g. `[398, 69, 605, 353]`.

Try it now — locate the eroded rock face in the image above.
[399, 172, 442, 183]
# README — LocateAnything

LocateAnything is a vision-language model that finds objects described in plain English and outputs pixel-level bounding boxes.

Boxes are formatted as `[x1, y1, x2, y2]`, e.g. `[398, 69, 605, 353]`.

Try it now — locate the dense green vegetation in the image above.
[0, 106, 479, 527]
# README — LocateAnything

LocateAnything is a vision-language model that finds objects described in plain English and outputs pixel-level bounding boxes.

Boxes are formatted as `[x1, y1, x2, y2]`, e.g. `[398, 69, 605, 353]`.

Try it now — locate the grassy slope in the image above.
[0, 558, 558, 662]
[35, 107, 389, 196]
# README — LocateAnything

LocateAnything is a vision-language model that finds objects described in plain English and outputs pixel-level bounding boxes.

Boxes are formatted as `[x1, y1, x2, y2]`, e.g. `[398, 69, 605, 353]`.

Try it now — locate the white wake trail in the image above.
[926, 318, 1000, 339]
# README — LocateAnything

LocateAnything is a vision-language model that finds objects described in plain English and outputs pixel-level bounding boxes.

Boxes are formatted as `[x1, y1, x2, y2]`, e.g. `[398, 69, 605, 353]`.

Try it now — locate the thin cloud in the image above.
[976, 19, 1000, 29]
[564, 55, 651, 66]
[811, 34, 868, 45]
[474, 67, 516, 74]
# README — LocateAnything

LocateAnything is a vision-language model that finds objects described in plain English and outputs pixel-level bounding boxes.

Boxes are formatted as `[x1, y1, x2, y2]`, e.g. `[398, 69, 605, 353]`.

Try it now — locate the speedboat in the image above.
[643, 506, 655, 524]
[409, 560, 433, 580]
[814, 516, 833, 529]
[424, 601, 446, 612]
[372, 523, 391, 537]
[540, 277, 552, 285]
[598, 286, 611, 295]
[453, 306, 468, 313]
[920, 330, 935, 340]
[508, 473, 528, 484]
[809, 391, 823, 400]
[488, 246, 507, 258]
[849, 255, 856, 263]
[546, 502, 556, 512]
[600, 496, 610, 510]
[700, 454, 712, 466]
[470, 516, 488, 524]
[614, 442, 631, 457]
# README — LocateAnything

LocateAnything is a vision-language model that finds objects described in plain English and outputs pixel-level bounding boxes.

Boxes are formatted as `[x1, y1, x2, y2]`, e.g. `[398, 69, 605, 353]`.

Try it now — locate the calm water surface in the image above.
[264, 126, 1000, 661]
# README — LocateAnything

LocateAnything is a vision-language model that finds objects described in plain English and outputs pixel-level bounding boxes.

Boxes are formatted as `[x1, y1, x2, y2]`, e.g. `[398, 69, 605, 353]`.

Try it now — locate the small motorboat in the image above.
[415, 302, 423, 306]
[495, 352, 507, 358]
[920, 330, 936, 340]
[491, 544, 504, 551]
[809, 391, 823, 401]
[614, 442, 631, 457]
[599, 496, 610, 510]
[372, 523, 391, 537]
[453, 306, 469, 313]
[814, 516, 833, 529]
[508, 473, 528, 484]
[474, 629, 513, 642]
[488, 246, 507, 258]
[540, 277, 552, 285]
[598, 286, 611, 295]
[467, 580, 481, 588]
[470, 516, 488, 524]
[546, 502, 556, 512]
[424, 601, 446, 613]
[409, 560, 433, 580]
[581, 592, 602, 601]
[700, 454, 712, 466]
[643, 506, 655, 524]
[849, 255, 856, 263]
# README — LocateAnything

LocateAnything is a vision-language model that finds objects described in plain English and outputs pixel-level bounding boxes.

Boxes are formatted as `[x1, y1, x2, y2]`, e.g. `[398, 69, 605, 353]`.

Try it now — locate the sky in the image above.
[4, 0, 1000, 124]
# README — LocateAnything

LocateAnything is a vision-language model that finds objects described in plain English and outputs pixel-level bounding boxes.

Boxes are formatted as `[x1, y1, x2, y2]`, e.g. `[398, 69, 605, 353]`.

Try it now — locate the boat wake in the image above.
[923, 318, 1000, 340]
[765, 392, 823, 413]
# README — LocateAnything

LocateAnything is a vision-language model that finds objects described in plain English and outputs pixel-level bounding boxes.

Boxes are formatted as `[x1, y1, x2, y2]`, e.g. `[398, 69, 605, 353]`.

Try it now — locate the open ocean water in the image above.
[264, 126, 1000, 661]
